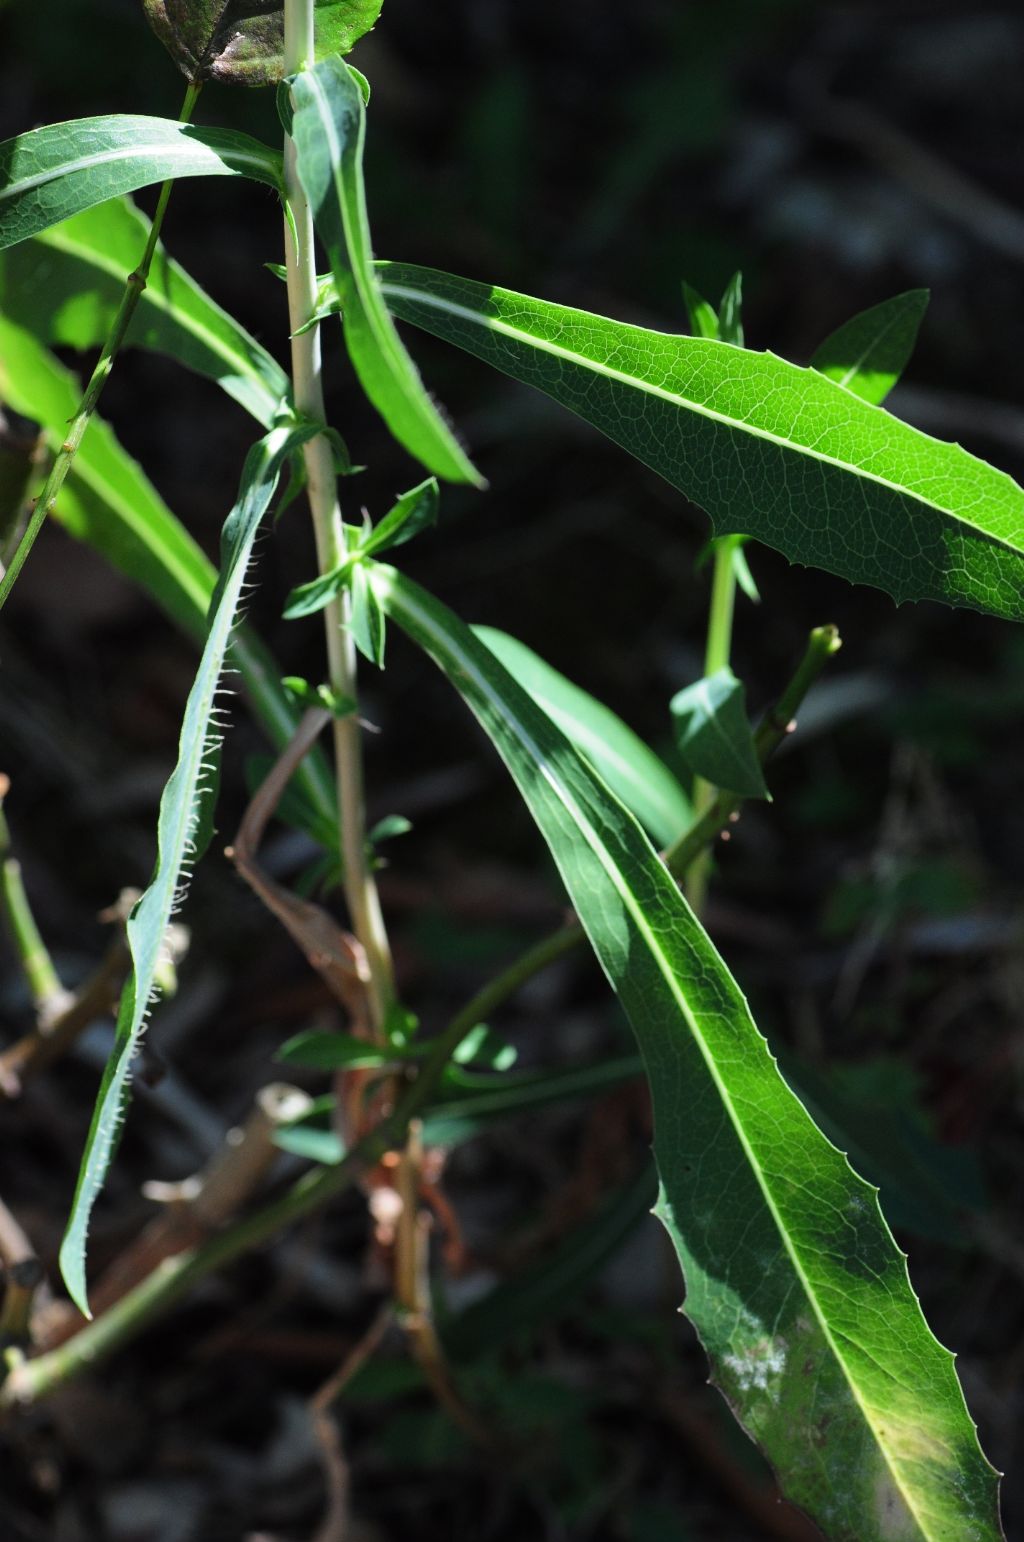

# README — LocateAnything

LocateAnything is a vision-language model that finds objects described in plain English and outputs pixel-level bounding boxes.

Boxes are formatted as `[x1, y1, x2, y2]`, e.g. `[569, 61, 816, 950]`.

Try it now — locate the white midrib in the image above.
[379, 279, 1016, 552]
[378, 564, 932, 1540]
[1, 132, 275, 205]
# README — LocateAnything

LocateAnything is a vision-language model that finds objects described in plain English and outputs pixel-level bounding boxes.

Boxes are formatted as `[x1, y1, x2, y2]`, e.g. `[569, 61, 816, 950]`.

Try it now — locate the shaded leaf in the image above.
[144, 0, 382, 86]
[377, 262, 1024, 622]
[60, 417, 317, 1317]
[0, 316, 336, 840]
[0, 116, 281, 251]
[289, 58, 483, 486]
[276, 1030, 393, 1070]
[474, 626, 691, 848]
[0, 198, 288, 426]
[812, 290, 929, 406]
[670, 666, 768, 799]
[373, 561, 1001, 1541]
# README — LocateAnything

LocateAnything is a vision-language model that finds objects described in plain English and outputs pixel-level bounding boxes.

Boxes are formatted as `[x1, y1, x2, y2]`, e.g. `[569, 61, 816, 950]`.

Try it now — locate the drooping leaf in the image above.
[0, 316, 336, 840]
[372, 561, 1002, 1542]
[59, 418, 317, 1316]
[289, 59, 484, 487]
[143, 0, 382, 87]
[0, 117, 282, 252]
[377, 262, 1024, 623]
[670, 666, 768, 799]
[0, 198, 288, 426]
[812, 290, 929, 406]
[474, 626, 691, 847]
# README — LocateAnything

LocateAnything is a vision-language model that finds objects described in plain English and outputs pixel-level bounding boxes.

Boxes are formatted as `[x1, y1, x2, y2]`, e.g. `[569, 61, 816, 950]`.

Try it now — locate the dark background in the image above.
[1, 2, 1023, 1538]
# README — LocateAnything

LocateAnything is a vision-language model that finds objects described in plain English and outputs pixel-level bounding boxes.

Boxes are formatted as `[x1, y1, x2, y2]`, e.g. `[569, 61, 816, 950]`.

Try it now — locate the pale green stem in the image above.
[685, 536, 739, 912]
[282, 0, 394, 1033]
[0, 82, 201, 614]
[0, 798, 63, 1013]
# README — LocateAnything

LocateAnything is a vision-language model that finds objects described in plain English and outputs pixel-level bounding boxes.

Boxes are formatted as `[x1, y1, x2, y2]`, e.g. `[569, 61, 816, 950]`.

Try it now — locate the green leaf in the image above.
[59, 417, 319, 1318]
[368, 813, 412, 845]
[282, 556, 357, 619]
[143, 0, 383, 87]
[377, 262, 1024, 623]
[682, 281, 718, 340]
[473, 626, 691, 848]
[812, 290, 929, 406]
[716, 271, 744, 347]
[669, 666, 768, 799]
[372, 562, 1001, 1541]
[0, 317, 336, 843]
[0, 198, 288, 426]
[281, 676, 356, 717]
[0, 117, 282, 251]
[276, 1029, 394, 1070]
[349, 560, 385, 667]
[443, 1164, 657, 1363]
[363, 476, 440, 556]
[289, 59, 484, 487]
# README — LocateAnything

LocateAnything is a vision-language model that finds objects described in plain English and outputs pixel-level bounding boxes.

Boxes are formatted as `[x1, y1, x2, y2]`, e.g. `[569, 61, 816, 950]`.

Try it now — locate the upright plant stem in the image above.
[0, 82, 201, 614]
[282, 1, 394, 1034]
[686, 537, 738, 912]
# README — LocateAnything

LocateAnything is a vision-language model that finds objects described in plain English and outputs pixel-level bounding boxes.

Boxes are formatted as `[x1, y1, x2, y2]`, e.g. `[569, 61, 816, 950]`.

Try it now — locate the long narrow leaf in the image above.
[474, 625, 691, 847]
[377, 262, 1024, 623]
[59, 419, 318, 1316]
[0, 116, 282, 251]
[372, 562, 1002, 1542]
[0, 198, 289, 426]
[289, 60, 483, 487]
[0, 316, 335, 836]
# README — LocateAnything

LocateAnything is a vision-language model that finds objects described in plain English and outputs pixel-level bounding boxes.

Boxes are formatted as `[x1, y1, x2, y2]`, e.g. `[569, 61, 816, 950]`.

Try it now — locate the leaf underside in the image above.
[144, 0, 383, 85]
[377, 262, 1024, 622]
[59, 420, 315, 1316]
[0, 116, 282, 253]
[374, 562, 1002, 1542]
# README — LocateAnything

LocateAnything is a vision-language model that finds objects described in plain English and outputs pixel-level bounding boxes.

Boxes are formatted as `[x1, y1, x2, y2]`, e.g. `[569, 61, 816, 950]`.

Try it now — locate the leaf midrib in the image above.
[379, 566, 929, 1538]
[380, 279, 1015, 555]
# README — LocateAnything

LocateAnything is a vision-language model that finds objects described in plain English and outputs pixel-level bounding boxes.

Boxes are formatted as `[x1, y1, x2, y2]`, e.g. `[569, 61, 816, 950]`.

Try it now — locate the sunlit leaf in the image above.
[377, 262, 1024, 622]
[0, 198, 288, 426]
[289, 58, 483, 486]
[812, 290, 929, 406]
[373, 561, 1002, 1541]
[0, 116, 281, 251]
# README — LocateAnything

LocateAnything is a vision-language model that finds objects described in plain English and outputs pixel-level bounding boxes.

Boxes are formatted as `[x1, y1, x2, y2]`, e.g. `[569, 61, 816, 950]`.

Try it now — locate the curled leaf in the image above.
[143, 0, 383, 87]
